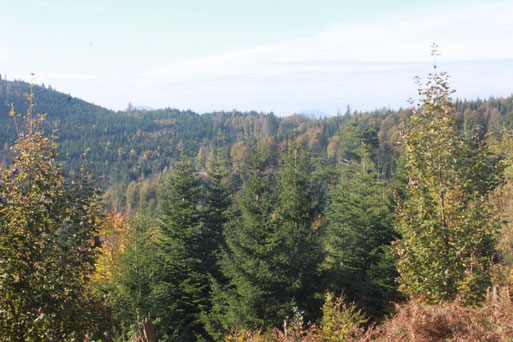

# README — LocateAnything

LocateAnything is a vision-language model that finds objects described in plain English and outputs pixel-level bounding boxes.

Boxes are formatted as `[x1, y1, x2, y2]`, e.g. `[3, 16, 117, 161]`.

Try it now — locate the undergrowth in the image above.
[226, 287, 513, 341]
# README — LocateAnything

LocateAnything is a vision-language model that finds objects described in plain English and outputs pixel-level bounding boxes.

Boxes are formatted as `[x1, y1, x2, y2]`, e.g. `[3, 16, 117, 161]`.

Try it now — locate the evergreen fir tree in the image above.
[336, 121, 379, 164]
[272, 138, 325, 323]
[325, 140, 398, 317]
[201, 149, 233, 340]
[113, 212, 159, 334]
[203, 148, 232, 283]
[217, 139, 324, 333]
[154, 156, 209, 340]
[217, 141, 279, 330]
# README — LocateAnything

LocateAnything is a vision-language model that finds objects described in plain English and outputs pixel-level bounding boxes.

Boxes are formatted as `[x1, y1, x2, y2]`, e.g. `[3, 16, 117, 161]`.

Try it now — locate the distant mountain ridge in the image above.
[0, 80, 113, 120]
[133, 106, 154, 111]
[301, 109, 331, 119]
[1, 79, 512, 187]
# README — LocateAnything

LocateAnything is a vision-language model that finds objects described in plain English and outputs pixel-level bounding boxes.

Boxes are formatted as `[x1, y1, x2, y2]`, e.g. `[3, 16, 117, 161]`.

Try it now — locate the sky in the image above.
[1, 0, 513, 116]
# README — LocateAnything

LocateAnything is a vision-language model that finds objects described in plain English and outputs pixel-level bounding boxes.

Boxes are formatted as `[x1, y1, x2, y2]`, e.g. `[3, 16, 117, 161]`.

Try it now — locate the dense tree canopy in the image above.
[0, 92, 104, 340]
[394, 61, 500, 304]
[1, 63, 513, 340]
[325, 125, 398, 317]
[216, 141, 280, 330]
[153, 157, 210, 340]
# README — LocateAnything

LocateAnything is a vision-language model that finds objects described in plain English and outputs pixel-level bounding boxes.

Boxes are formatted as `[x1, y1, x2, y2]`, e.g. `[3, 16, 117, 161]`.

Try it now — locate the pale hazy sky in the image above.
[1, 0, 512, 116]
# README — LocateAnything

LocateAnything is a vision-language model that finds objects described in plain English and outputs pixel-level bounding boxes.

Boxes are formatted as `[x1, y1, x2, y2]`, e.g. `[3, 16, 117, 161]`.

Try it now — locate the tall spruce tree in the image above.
[394, 49, 499, 304]
[154, 156, 209, 341]
[272, 138, 324, 323]
[111, 212, 159, 336]
[201, 149, 233, 340]
[203, 149, 232, 283]
[217, 139, 324, 333]
[336, 121, 379, 164]
[325, 137, 398, 317]
[217, 141, 280, 330]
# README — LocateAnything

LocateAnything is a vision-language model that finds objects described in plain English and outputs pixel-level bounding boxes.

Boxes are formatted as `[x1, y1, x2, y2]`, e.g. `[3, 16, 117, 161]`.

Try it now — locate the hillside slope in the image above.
[1, 79, 512, 186]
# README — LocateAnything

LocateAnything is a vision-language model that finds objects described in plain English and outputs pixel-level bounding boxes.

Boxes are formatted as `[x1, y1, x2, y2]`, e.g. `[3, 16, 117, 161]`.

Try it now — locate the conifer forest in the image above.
[2, 58, 513, 341]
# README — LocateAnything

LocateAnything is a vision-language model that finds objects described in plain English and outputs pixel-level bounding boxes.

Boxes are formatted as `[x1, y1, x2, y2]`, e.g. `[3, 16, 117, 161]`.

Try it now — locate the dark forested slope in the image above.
[1, 79, 512, 187]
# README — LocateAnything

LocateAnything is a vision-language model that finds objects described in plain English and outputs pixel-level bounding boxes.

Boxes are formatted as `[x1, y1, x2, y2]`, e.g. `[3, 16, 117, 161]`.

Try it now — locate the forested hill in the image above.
[0, 79, 283, 183]
[1, 78, 513, 188]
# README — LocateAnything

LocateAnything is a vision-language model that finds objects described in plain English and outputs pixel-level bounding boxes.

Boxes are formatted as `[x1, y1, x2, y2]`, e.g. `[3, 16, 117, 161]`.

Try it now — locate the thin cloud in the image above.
[0, 0, 49, 5]
[5, 0, 512, 114]
[80, 1, 105, 12]
[146, 1, 513, 81]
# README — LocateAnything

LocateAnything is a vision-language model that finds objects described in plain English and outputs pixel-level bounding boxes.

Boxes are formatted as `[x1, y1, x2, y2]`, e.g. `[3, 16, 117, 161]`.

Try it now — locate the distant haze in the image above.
[301, 109, 331, 119]
[133, 106, 154, 111]
[1, 0, 512, 116]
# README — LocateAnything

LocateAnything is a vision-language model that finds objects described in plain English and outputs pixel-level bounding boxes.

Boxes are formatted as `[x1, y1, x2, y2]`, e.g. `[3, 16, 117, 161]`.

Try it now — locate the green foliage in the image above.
[489, 132, 513, 286]
[203, 149, 233, 283]
[217, 138, 324, 333]
[109, 212, 159, 339]
[335, 122, 379, 163]
[325, 124, 398, 317]
[0, 92, 105, 340]
[272, 139, 325, 322]
[2, 63, 511, 340]
[394, 55, 500, 304]
[316, 293, 366, 342]
[153, 156, 210, 340]
[217, 140, 279, 330]
[2, 78, 508, 199]
[202, 149, 234, 339]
